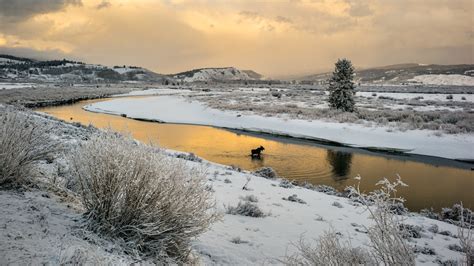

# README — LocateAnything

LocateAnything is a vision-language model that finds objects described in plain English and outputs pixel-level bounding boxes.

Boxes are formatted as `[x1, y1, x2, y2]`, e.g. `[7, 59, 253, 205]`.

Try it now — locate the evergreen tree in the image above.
[328, 58, 356, 112]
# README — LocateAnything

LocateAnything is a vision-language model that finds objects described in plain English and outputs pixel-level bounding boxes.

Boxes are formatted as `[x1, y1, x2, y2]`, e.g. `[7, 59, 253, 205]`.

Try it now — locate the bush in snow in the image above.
[420, 207, 440, 220]
[241, 194, 259, 203]
[446, 94, 453, 100]
[175, 152, 202, 162]
[279, 179, 294, 189]
[413, 246, 436, 255]
[253, 167, 278, 179]
[283, 194, 306, 204]
[283, 230, 375, 265]
[441, 204, 474, 227]
[346, 176, 416, 264]
[0, 109, 60, 188]
[398, 224, 422, 239]
[226, 201, 266, 218]
[456, 203, 473, 265]
[286, 176, 415, 265]
[327, 58, 356, 112]
[69, 132, 219, 262]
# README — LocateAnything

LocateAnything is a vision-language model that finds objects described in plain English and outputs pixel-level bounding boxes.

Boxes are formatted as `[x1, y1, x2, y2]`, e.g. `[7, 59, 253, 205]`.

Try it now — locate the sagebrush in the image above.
[0, 108, 59, 187]
[283, 230, 375, 265]
[69, 132, 219, 262]
[285, 176, 416, 265]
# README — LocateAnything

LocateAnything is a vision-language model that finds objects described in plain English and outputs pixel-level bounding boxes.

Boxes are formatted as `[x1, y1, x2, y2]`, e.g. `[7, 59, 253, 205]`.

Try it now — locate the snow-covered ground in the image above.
[0, 190, 135, 265]
[2, 105, 468, 265]
[188, 157, 465, 265]
[357, 91, 474, 102]
[410, 74, 474, 86]
[0, 82, 36, 90]
[84, 95, 474, 160]
[113, 88, 193, 97]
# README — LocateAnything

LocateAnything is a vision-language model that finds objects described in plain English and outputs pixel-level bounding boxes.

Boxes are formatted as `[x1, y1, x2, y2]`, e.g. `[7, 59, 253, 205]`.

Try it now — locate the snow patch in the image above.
[410, 74, 474, 86]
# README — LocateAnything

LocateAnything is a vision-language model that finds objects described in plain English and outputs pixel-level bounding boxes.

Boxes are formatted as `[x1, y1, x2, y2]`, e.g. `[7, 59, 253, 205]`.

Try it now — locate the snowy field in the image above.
[356, 91, 474, 102]
[84, 95, 474, 160]
[188, 156, 465, 265]
[0, 82, 36, 90]
[1, 105, 468, 265]
[410, 74, 474, 86]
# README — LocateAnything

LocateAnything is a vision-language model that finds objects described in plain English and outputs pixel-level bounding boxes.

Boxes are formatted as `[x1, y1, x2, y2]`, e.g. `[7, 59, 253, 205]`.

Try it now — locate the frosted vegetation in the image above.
[189, 85, 474, 134]
[0, 109, 60, 188]
[69, 132, 219, 262]
[0, 105, 473, 264]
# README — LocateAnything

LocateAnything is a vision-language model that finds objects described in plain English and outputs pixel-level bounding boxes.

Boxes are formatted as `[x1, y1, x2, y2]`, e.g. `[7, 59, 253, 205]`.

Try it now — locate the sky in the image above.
[0, 0, 472, 77]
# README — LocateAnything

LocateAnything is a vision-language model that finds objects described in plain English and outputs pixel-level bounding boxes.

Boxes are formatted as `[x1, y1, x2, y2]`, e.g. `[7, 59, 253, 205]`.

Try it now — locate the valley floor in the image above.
[85, 93, 474, 160]
[0, 103, 469, 265]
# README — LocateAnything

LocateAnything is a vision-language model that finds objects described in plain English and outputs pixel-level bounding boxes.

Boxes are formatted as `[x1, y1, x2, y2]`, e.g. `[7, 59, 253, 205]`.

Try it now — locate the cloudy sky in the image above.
[0, 0, 472, 77]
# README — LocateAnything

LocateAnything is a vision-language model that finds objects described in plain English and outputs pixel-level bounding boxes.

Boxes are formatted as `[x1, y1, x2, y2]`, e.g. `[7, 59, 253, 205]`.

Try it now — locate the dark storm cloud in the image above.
[0, 0, 82, 21]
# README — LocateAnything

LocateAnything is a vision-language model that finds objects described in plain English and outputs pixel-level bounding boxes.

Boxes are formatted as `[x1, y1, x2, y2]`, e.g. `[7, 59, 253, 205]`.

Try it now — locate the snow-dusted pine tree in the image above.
[328, 59, 356, 112]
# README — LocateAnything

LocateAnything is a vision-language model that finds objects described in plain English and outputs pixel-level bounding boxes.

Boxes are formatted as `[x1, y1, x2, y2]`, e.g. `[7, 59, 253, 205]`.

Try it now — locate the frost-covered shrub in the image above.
[279, 179, 294, 189]
[253, 167, 278, 179]
[283, 194, 306, 204]
[241, 194, 258, 203]
[379, 96, 396, 101]
[69, 132, 219, 262]
[283, 230, 375, 265]
[447, 244, 463, 252]
[0, 109, 59, 188]
[441, 204, 474, 227]
[271, 91, 282, 98]
[399, 224, 422, 239]
[313, 185, 338, 196]
[428, 224, 439, 234]
[413, 246, 436, 255]
[456, 203, 473, 265]
[226, 201, 266, 218]
[175, 152, 202, 162]
[346, 176, 416, 265]
[389, 202, 408, 215]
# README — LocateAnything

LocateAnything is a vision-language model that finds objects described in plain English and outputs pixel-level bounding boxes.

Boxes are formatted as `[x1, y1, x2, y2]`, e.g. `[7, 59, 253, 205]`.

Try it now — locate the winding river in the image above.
[37, 97, 474, 211]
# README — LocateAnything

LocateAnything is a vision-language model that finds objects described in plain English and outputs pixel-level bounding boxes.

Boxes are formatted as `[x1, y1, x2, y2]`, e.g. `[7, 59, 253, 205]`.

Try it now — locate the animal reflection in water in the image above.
[250, 146, 265, 159]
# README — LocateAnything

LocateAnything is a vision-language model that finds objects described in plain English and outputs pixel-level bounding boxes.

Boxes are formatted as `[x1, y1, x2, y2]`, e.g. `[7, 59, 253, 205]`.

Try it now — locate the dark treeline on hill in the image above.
[1, 59, 85, 71]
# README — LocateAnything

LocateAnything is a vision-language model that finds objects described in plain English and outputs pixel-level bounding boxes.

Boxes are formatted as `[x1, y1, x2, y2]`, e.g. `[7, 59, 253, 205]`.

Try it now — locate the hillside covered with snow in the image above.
[0, 55, 169, 83]
[173, 67, 263, 82]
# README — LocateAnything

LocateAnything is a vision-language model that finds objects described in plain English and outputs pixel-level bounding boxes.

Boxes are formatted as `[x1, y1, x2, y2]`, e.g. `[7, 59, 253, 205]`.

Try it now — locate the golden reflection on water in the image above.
[38, 98, 474, 211]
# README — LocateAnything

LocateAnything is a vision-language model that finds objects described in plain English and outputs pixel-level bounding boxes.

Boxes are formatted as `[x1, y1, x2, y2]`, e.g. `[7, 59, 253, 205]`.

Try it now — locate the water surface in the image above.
[38, 98, 474, 211]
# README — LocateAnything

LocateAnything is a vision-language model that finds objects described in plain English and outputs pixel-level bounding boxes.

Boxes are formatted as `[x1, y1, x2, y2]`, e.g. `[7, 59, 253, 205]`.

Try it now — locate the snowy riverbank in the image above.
[84, 95, 474, 160]
[1, 104, 468, 265]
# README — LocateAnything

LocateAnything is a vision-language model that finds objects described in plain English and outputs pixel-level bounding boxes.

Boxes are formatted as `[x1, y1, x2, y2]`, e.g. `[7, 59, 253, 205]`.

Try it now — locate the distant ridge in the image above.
[172, 67, 263, 82]
[0, 54, 169, 83]
[297, 63, 474, 85]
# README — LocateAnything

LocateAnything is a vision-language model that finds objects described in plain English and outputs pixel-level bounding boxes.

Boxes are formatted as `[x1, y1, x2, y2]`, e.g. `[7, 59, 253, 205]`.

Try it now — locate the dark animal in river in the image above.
[251, 146, 265, 158]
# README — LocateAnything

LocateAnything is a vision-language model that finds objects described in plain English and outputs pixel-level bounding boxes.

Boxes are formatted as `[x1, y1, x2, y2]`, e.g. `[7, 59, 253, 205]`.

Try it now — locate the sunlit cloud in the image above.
[0, 0, 471, 77]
